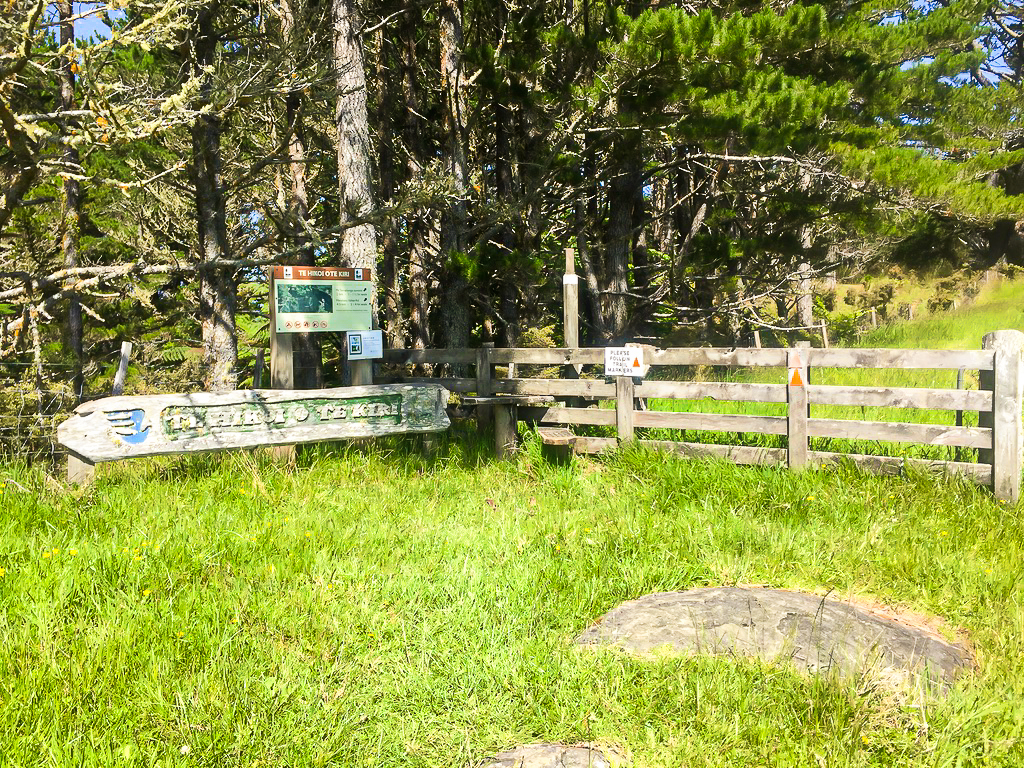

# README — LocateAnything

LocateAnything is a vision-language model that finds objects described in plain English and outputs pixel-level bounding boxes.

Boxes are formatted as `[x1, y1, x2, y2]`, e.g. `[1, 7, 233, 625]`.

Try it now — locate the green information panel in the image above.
[272, 265, 372, 333]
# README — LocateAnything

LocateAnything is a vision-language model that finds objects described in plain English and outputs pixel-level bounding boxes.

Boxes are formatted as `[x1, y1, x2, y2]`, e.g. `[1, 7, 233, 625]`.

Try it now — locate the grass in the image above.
[2, 434, 1024, 767]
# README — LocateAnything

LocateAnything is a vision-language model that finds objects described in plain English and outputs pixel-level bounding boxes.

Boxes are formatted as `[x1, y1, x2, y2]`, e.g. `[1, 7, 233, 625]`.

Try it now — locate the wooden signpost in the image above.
[58, 384, 449, 476]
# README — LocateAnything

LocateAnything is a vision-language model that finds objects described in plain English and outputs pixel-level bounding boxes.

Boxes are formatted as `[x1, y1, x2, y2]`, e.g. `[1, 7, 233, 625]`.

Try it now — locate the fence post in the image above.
[787, 348, 809, 469]
[982, 330, 1024, 503]
[476, 342, 494, 431]
[253, 350, 265, 389]
[563, 248, 579, 350]
[69, 341, 132, 486]
[616, 375, 635, 443]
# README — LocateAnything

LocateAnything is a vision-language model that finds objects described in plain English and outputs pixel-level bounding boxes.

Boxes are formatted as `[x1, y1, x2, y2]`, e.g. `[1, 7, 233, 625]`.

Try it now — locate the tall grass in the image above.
[1, 441, 1023, 766]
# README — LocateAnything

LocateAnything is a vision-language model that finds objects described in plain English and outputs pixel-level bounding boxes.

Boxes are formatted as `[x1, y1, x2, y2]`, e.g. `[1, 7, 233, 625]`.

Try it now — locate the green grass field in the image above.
[1, 434, 1023, 767]
[2, 279, 1024, 767]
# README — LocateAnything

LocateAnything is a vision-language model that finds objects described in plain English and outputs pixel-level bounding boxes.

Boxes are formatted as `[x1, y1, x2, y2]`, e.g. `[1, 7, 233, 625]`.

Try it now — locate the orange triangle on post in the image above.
[790, 368, 804, 387]
[633, 357, 640, 367]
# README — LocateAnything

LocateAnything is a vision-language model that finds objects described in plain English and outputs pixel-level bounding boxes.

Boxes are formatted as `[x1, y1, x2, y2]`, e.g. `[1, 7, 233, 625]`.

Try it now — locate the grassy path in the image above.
[2, 436, 1023, 766]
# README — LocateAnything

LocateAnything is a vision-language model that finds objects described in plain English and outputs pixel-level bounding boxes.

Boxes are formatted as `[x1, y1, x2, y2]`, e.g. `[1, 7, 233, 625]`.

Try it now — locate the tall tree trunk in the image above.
[190, 4, 237, 392]
[332, 0, 377, 272]
[439, 0, 471, 362]
[495, 0, 518, 348]
[375, 26, 403, 350]
[58, 0, 83, 399]
[280, 0, 321, 388]
[605, 133, 641, 341]
[794, 170, 815, 328]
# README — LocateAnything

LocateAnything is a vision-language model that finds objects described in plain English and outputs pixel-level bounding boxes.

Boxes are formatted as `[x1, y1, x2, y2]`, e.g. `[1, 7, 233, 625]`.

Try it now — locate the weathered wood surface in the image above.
[519, 406, 615, 426]
[57, 384, 451, 463]
[536, 427, 576, 446]
[571, 436, 787, 465]
[112, 341, 133, 395]
[577, 587, 972, 690]
[808, 385, 992, 411]
[494, 402, 517, 459]
[616, 376, 635, 442]
[986, 330, 1024, 502]
[642, 380, 788, 403]
[808, 418, 992, 448]
[633, 410, 787, 435]
[382, 348, 477, 365]
[493, 377, 616, 398]
[461, 395, 554, 406]
[788, 349, 809, 469]
[807, 348, 994, 371]
[381, 376, 476, 393]
[808, 451, 991, 484]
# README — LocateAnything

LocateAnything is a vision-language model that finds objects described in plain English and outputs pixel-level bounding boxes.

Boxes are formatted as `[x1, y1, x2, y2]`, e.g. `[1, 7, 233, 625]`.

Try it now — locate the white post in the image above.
[983, 330, 1024, 503]
[616, 376, 635, 443]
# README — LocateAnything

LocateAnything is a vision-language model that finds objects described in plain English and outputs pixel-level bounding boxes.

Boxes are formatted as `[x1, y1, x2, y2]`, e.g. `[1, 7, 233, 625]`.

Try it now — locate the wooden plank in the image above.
[492, 377, 616, 398]
[537, 426, 575, 446]
[382, 348, 477, 365]
[616, 376, 634, 442]
[476, 343, 494, 429]
[519, 406, 615, 426]
[986, 330, 1024, 502]
[571, 436, 787, 466]
[463, 396, 555, 406]
[384, 376, 476, 393]
[807, 385, 993, 411]
[252, 350, 265, 389]
[788, 349, 809, 469]
[56, 384, 451, 463]
[639, 380, 788, 403]
[488, 348, 605, 366]
[648, 347, 789, 367]
[633, 411, 788, 435]
[807, 348, 994, 371]
[807, 419, 992, 448]
[808, 451, 992, 485]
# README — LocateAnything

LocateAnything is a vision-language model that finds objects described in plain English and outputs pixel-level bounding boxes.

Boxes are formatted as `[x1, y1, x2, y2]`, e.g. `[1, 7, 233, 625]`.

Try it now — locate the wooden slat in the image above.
[571, 436, 787, 466]
[384, 376, 476, 393]
[382, 349, 477, 365]
[808, 385, 993, 411]
[808, 451, 991, 485]
[519, 406, 615, 426]
[639, 380, 788, 403]
[808, 418, 992, 448]
[807, 348, 994, 371]
[489, 348, 605, 365]
[492, 377, 616, 398]
[633, 411, 788, 435]
[648, 348, 789, 367]
[537, 426, 576, 446]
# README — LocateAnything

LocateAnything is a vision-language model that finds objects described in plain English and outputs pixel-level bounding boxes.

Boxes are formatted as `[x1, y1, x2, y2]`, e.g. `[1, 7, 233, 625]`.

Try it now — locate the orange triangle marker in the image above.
[790, 368, 804, 387]
[632, 357, 640, 367]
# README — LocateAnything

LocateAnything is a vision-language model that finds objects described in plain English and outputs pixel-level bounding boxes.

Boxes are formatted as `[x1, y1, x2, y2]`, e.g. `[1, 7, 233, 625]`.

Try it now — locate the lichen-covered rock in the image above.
[477, 743, 623, 768]
[577, 587, 972, 690]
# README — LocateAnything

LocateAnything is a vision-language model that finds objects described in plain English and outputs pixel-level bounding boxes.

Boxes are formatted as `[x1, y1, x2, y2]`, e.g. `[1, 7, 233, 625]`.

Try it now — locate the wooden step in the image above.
[536, 426, 576, 447]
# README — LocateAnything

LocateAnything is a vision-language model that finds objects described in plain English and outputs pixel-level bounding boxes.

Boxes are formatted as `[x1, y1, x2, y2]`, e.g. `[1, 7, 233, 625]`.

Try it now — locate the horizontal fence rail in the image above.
[379, 333, 1024, 502]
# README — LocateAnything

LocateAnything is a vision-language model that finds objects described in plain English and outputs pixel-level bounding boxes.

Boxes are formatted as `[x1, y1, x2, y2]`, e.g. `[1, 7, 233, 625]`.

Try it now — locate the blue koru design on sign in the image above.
[105, 409, 152, 444]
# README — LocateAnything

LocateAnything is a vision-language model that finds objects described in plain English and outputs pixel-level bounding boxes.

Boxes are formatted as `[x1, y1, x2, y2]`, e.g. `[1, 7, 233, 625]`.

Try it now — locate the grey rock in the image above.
[577, 587, 972, 690]
[478, 744, 621, 768]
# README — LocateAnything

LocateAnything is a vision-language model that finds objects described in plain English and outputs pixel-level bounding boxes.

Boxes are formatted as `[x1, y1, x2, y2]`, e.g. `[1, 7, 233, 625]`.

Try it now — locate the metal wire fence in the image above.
[0, 363, 77, 463]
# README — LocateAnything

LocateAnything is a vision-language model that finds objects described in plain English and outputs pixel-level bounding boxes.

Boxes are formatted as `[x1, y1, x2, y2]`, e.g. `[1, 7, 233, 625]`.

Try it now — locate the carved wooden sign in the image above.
[57, 384, 450, 463]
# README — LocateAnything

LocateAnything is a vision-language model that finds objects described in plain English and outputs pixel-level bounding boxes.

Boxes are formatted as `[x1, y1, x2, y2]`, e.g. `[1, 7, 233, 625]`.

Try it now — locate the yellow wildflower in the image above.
[69, 549, 78, 556]
[42, 551, 51, 559]
[143, 589, 151, 597]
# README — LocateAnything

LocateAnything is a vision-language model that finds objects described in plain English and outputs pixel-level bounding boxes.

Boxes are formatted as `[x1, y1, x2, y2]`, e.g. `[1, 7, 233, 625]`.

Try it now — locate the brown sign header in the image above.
[271, 266, 372, 281]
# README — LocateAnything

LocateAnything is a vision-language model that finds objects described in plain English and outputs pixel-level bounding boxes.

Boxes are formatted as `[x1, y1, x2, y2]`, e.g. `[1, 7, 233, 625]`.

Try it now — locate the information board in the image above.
[347, 330, 384, 361]
[272, 265, 372, 333]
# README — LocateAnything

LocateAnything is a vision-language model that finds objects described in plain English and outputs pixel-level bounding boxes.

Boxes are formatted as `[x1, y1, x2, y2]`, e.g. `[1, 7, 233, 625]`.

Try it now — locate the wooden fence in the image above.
[380, 330, 1024, 503]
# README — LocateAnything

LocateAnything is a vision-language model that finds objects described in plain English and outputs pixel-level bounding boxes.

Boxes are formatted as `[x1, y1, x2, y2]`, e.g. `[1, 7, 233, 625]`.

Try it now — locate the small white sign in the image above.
[605, 347, 645, 378]
[347, 330, 384, 361]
